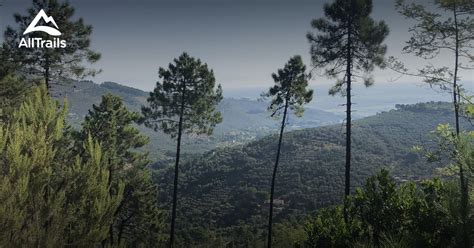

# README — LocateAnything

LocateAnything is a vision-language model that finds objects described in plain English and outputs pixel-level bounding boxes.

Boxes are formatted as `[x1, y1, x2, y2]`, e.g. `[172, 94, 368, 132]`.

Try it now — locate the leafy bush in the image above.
[304, 169, 464, 247]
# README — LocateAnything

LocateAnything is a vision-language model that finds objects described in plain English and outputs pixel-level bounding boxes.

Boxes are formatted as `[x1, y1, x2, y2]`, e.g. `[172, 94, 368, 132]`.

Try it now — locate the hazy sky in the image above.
[0, 0, 472, 110]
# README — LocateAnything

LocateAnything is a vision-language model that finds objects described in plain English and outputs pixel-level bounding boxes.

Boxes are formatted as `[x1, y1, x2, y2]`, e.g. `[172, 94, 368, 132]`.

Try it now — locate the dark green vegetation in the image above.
[153, 101, 471, 246]
[305, 170, 462, 247]
[306, 121, 474, 247]
[0, 85, 163, 246]
[1, 0, 473, 247]
[0, 74, 29, 121]
[75, 93, 163, 246]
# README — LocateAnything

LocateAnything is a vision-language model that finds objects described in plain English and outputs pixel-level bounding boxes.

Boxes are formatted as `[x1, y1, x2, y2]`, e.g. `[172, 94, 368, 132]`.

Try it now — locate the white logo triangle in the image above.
[23, 9, 61, 36]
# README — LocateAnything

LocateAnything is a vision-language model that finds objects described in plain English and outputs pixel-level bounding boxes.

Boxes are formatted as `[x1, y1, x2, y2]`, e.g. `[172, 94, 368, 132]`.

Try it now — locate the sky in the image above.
[0, 0, 472, 114]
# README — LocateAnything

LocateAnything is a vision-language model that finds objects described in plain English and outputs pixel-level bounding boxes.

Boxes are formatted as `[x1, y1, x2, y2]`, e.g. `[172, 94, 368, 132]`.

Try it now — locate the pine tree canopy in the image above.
[142, 52, 223, 137]
[307, 0, 389, 94]
[262, 55, 313, 118]
[390, 0, 473, 88]
[80, 93, 149, 164]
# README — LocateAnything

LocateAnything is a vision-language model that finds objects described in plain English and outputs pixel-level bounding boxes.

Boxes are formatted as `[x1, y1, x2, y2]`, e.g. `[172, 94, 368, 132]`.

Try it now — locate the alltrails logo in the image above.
[19, 9, 67, 48]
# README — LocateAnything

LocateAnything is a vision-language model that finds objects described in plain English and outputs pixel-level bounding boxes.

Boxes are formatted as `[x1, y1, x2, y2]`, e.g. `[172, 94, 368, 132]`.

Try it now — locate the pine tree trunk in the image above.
[169, 84, 186, 248]
[44, 56, 50, 94]
[452, 2, 469, 247]
[343, 0, 354, 223]
[453, 1, 460, 136]
[267, 97, 289, 248]
[45, 67, 50, 92]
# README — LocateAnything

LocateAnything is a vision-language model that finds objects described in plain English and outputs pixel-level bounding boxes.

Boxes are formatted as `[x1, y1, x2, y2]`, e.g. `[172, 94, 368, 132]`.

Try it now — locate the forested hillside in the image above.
[153, 102, 470, 242]
[58, 81, 342, 160]
[1, 0, 472, 246]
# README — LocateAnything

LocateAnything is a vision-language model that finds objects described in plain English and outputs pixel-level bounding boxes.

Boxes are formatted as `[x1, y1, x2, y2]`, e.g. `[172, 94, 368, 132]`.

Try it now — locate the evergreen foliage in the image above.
[142, 52, 223, 247]
[1, 1, 473, 247]
[307, 0, 389, 220]
[262, 55, 313, 248]
[77, 93, 164, 246]
[0, 84, 122, 246]
[0, 74, 29, 123]
[304, 170, 460, 247]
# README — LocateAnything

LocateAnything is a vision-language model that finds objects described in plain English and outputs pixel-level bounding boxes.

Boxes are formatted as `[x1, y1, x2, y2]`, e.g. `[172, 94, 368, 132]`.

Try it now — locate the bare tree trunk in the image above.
[453, 1, 460, 136]
[343, 0, 354, 224]
[169, 84, 186, 248]
[267, 97, 289, 248]
[44, 56, 50, 94]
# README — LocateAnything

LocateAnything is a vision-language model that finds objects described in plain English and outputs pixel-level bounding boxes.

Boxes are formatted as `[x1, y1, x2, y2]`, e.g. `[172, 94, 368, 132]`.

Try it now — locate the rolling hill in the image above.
[56, 80, 343, 160]
[151, 102, 469, 241]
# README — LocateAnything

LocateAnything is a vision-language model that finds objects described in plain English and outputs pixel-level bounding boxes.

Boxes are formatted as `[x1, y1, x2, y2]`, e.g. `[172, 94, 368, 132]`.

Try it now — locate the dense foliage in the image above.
[76, 94, 164, 246]
[0, 74, 29, 122]
[0, 84, 165, 246]
[1, 0, 473, 247]
[153, 102, 471, 246]
[0, 85, 123, 246]
[304, 169, 468, 247]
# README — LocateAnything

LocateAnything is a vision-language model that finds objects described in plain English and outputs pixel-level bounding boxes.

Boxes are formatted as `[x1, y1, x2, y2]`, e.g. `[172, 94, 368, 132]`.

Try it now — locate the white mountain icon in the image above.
[23, 9, 61, 36]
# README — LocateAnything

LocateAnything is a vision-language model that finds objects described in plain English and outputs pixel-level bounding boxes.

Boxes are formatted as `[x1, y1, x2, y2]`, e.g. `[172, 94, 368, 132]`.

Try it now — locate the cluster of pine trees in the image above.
[0, 83, 165, 246]
[0, 84, 163, 246]
[0, 0, 473, 247]
[0, 0, 164, 247]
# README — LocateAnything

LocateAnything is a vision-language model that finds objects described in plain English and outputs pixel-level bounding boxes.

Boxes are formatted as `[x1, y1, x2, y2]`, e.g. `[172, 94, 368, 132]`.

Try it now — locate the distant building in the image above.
[264, 199, 285, 207]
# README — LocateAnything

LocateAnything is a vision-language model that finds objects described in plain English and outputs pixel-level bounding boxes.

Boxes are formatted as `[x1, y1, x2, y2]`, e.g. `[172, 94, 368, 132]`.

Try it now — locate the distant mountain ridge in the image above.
[53, 81, 471, 244]
[57, 80, 343, 160]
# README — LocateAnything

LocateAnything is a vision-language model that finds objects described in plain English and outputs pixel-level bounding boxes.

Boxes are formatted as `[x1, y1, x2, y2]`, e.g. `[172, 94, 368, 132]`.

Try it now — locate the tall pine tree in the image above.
[307, 0, 388, 221]
[262, 55, 313, 248]
[390, 1, 473, 244]
[392, 0, 473, 136]
[142, 52, 223, 247]
[77, 93, 164, 247]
